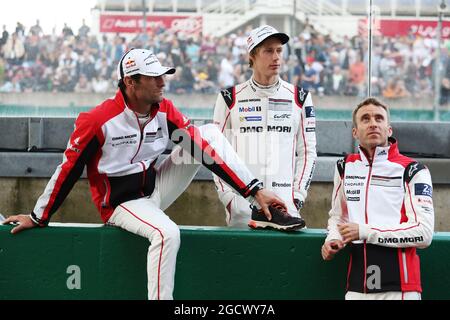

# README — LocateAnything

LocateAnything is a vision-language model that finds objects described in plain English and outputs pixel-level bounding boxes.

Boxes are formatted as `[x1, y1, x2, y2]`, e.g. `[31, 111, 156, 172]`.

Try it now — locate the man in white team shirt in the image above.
[213, 25, 317, 230]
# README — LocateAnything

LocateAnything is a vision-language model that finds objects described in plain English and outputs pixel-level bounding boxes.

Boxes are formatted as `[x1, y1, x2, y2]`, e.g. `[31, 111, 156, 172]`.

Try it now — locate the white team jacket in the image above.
[213, 77, 317, 226]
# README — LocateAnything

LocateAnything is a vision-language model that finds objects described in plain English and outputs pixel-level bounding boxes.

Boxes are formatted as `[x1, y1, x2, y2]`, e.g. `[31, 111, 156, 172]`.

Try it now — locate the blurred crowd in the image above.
[0, 20, 449, 104]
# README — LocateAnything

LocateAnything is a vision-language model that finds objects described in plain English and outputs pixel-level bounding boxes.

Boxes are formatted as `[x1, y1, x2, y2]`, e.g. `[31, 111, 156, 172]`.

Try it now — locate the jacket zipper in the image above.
[139, 161, 147, 196]
[130, 113, 151, 164]
[363, 154, 373, 294]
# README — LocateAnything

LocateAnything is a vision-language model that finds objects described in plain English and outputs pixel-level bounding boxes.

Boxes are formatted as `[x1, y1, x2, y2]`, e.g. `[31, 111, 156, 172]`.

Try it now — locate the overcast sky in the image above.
[1, 0, 97, 34]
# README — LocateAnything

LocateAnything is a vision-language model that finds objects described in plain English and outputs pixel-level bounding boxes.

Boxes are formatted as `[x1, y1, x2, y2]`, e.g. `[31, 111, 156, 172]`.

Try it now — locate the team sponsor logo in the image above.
[305, 106, 315, 118]
[112, 134, 138, 141]
[69, 136, 81, 153]
[344, 182, 364, 187]
[144, 53, 158, 65]
[272, 182, 292, 187]
[346, 189, 360, 195]
[268, 125, 291, 132]
[240, 125, 292, 133]
[125, 59, 136, 69]
[347, 196, 360, 201]
[240, 116, 262, 122]
[370, 175, 402, 188]
[345, 175, 366, 180]
[378, 236, 424, 244]
[415, 183, 433, 197]
[237, 98, 261, 103]
[298, 88, 307, 102]
[408, 163, 419, 177]
[221, 89, 232, 100]
[240, 126, 263, 133]
[239, 106, 262, 112]
[418, 197, 433, 205]
[273, 114, 291, 120]
[377, 149, 387, 156]
[125, 68, 139, 74]
[111, 133, 138, 147]
[304, 160, 316, 191]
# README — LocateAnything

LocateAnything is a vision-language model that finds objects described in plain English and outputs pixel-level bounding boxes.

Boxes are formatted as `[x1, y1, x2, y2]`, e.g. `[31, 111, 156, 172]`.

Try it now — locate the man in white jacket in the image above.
[213, 25, 317, 230]
[321, 97, 434, 300]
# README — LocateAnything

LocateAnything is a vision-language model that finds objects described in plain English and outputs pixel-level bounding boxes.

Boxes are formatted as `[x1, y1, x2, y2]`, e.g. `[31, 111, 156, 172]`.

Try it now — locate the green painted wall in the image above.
[1, 225, 449, 300]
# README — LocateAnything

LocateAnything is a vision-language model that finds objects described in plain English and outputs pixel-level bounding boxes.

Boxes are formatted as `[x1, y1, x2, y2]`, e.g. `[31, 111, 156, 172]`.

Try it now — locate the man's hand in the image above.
[2, 215, 37, 234]
[338, 223, 360, 244]
[321, 240, 345, 261]
[254, 189, 287, 221]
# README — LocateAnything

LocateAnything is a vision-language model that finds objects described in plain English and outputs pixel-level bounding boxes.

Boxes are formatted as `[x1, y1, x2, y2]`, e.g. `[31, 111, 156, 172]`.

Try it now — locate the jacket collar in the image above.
[113, 89, 160, 119]
[358, 137, 398, 165]
[249, 77, 281, 97]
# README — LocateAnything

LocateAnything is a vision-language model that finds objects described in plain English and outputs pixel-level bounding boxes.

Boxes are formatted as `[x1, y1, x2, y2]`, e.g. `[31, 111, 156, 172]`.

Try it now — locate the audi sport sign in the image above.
[359, 19, 450, 38]
[100, 14, 202, 34]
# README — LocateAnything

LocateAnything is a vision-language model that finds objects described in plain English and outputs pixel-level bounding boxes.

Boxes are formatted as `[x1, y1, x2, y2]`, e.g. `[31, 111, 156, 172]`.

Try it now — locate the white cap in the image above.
[247, 25, 289, 53]
[117, 48, 176, 80]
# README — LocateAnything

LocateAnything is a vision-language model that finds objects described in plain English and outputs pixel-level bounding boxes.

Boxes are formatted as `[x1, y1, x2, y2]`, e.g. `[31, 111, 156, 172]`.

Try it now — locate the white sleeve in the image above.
[293, 92, 317, 204]
[325, 162, 348, 242]
[212, 92, 235, 207]
[359, 167, 435, 249]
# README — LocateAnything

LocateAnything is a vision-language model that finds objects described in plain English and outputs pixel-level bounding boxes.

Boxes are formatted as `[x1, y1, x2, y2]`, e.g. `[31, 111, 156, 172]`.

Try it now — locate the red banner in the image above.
[359, 19, 450, 38]
[100, 14, 202, 34]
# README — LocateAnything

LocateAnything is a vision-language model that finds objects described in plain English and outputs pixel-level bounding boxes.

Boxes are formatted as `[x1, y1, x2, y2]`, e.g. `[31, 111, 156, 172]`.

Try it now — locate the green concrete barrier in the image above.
[0, 224, 449, 300]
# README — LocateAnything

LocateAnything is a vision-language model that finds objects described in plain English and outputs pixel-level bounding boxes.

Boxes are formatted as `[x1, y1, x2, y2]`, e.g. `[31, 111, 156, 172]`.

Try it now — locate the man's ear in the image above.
[388, 125, 393, 137]
[123, 77, 133, 87]
[352, 127, 358, 140]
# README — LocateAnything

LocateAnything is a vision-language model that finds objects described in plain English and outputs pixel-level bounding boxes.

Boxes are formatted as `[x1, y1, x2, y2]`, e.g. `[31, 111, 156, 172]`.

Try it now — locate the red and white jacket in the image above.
[31, 89, 262, 226]
[326, 138, 434, 293]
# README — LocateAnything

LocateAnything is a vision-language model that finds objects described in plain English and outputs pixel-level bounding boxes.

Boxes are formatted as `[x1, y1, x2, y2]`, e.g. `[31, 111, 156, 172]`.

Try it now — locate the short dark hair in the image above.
[352, 97, 390, 127]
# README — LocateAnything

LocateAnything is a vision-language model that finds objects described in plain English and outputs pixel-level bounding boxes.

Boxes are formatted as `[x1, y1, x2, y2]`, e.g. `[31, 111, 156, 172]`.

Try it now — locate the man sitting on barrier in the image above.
[2, 48, 287, 300]
[321, 97, 435, 300]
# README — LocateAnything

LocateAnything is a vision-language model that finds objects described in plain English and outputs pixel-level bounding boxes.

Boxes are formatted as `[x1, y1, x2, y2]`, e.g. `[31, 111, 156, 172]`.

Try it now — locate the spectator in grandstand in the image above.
[2, 48, 286, 300]
[325, 65, 347, 96]
[440, 58, 450, 106]
[0, 25, 8, 49]
[347, 54, 365, 97]
[218, 52, 234, 88]
[91, 74, 111, 93]
[213, 25, 316, 230]
[78, 19, 90, 38]
[62, 23, 74, 38]
[15, 22, 25, 38]
[74, 73, 93, 93]
[0, 57, 5, 85]
[2, 32, 25, 66]
[0, 74, 21, 93]
[321, 97, 434, 300]
[382, 77, 411, 99]
[301, 55, 319, 93]
[29, 20, 43, 37]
